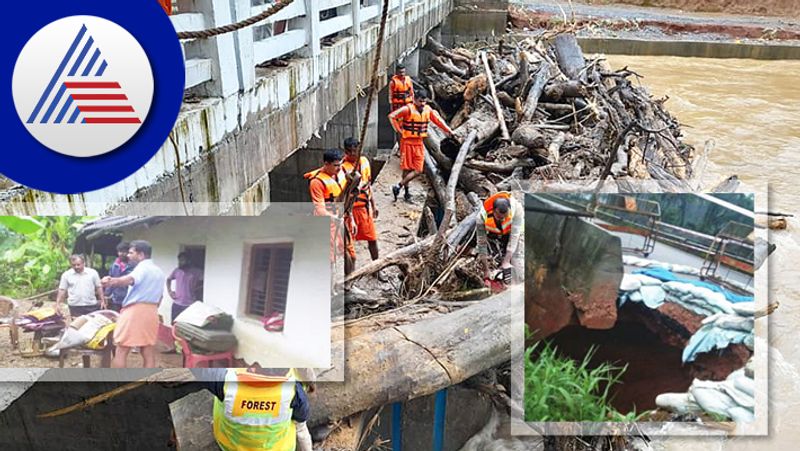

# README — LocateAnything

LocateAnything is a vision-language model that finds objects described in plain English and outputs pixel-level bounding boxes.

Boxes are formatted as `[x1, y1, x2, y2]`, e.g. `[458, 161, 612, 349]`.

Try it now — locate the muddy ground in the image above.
[1, 299, 183, 369]
[583, 0, 800, 20]
[511, 0, 800, 44]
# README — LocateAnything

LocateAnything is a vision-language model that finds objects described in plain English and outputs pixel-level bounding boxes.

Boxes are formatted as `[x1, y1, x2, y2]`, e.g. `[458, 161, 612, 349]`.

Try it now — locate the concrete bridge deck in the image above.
[1, 0, 453, 215]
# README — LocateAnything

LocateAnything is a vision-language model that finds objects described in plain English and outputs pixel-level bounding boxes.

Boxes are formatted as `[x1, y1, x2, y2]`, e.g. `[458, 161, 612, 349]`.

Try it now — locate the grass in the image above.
[524, 340, 644, 422]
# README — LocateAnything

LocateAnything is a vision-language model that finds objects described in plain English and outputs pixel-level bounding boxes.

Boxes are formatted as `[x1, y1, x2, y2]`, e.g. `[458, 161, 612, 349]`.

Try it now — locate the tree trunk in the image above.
[520, 62, 551, 123]
[543, 81, 586, 101]
[511, 124, 546, 151]
[308, 286, 523, 426]
[553, 33, 586, 81]
[424, 151, 448, 208]
[425, 69, 465, 102]
[424, 36, 473, 68]
[441, 105, 499, 157]
[425, 128, 494, 197]
[481, 52, 510, 141]
[431, 56, 468, 79]
[466, 158, 536, 174]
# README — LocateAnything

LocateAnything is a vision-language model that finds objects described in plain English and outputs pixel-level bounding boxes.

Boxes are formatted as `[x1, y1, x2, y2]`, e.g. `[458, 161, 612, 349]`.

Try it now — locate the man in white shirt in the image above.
[55, 254, 106, 318]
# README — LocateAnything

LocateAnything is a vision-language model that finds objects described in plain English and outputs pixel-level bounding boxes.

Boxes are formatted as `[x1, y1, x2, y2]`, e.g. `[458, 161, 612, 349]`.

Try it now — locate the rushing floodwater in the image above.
[604, 55, 800, 450]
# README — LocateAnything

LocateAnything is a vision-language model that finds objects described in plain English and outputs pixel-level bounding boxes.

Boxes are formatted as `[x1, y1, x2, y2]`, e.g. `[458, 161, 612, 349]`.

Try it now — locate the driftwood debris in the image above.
[418, 33, 695, 190]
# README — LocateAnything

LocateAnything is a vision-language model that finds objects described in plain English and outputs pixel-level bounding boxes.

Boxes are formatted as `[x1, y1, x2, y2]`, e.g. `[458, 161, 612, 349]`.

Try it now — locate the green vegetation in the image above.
[0, 216, 91, 298]
[524, 341, 643, 422]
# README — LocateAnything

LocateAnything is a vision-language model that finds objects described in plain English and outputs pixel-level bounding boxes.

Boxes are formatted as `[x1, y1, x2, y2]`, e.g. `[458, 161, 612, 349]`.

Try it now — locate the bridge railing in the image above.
[170, 0, 425, 98]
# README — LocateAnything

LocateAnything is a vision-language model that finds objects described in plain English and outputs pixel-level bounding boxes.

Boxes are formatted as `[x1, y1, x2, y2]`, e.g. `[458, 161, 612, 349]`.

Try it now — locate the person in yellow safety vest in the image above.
[199, 367, 312, 451]
[389, 64, 414, 112]
[303, 148, 356, 281]
[477, 191, 524, 285]
[341, 137, 380, 262]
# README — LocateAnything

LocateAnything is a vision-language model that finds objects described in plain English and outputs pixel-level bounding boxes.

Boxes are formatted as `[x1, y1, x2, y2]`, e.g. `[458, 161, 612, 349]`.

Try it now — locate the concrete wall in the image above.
[270, 94, 378, 202]
[120, 214, 331, 368]
[442, 0, 508, 45]
[525, 195, 624, 341]
[363, 386, 494, 451]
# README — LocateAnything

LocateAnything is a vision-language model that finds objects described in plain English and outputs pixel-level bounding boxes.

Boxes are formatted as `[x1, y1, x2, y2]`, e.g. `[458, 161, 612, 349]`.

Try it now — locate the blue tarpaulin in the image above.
[634, 268, 753, 304]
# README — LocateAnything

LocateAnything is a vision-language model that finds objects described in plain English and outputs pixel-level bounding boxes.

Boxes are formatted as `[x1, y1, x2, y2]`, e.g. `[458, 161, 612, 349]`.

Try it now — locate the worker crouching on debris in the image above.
[304, 148, 357, 282]
[478, 192, 524, 285]
[200, 367, 312, 451]
[389, 64, 414, 112]
[342, 137, 380, 261]
[389, 89, 455, 203]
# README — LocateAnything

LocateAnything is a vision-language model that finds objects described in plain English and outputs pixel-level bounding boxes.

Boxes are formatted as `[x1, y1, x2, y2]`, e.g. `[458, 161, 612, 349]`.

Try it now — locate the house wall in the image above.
[122, 214, 332, 369]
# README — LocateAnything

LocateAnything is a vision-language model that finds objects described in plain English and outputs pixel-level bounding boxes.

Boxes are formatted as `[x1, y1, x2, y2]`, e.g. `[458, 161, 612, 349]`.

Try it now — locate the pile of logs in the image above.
[420, 33, 696, 197]
[345, 32, 700, 304]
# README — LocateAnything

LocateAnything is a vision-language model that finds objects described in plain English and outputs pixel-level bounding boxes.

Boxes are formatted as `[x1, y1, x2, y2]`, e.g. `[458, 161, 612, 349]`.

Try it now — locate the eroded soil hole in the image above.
[547, 316, 693, 414]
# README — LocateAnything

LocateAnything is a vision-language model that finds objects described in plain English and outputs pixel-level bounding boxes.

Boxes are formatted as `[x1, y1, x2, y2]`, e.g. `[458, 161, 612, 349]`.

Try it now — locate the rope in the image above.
[339, 0, 391, 220]
[176, 0, 294, 40]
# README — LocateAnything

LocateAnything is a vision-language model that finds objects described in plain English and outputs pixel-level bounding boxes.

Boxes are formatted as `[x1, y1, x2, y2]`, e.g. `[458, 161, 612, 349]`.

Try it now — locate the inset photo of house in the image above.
[523, 192, 767, 434]
[0, 213, 333, 374]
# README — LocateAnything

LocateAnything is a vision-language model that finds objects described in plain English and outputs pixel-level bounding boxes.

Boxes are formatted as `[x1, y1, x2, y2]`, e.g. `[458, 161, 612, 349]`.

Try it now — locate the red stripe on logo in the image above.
[71, 94, 128, 100]
[83, 117, 142, 124]
[77, 105, 135, 112]
[64, 82, 121, 89]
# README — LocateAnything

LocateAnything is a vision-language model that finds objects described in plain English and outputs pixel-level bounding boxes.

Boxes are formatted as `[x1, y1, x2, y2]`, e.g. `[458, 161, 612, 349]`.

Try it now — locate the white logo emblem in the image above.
[12, 15, 154, 158]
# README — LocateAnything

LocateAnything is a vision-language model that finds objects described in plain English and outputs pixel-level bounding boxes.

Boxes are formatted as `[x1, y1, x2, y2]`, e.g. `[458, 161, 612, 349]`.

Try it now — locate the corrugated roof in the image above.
[79, 216, 167, 240]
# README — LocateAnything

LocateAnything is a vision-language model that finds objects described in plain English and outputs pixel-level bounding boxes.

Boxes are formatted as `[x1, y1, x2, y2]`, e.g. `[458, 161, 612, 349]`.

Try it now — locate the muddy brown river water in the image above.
[603, 55, 800, 450]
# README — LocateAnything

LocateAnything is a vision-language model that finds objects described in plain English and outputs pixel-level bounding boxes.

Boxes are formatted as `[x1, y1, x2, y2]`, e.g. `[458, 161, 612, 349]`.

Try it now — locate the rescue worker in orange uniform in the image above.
[304, 149, 356, 280]
[477, 191, 524, 285]
[158, 0, 172, 15]
[389, 64, 414, 112]
[388, 89, 455, 203]
[341, 138, 380, 261]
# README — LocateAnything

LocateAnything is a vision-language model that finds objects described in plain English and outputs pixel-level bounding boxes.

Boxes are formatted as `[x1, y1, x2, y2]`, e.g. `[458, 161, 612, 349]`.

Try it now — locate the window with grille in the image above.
[245, 243, 293, 321]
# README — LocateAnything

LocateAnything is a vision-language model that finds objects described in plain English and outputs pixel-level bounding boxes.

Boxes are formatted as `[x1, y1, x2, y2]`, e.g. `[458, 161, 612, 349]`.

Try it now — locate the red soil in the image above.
[509, 8, 800, 40]
[585, 0, 800, 20]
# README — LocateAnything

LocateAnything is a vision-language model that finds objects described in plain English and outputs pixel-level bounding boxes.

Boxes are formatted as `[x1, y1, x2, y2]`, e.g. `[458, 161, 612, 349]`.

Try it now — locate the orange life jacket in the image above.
[400, 104, 432, 140]
[341, 156, 372, 208]
[304, 167, 347, 214]
[482, 192, 514, 235]
[390, 75, 414, 106]
[158, 0, 172, 15]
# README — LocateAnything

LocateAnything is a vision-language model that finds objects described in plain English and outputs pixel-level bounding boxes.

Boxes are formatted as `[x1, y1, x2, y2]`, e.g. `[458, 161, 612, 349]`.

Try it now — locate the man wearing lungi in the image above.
[102, 240, 166, 368]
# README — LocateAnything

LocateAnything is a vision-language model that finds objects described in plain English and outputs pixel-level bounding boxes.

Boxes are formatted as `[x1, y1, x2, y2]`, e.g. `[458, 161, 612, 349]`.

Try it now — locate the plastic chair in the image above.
[172, 325, 233, 368]
[0, 297, 19, 349]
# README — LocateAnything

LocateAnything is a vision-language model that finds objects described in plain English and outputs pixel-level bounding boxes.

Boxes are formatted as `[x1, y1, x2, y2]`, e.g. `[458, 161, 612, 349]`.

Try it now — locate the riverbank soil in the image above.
[510, 0, 800, 43]
[547, 321, 692, 413]
[545, 301, 751, 414]
[584, 0, 800, 19]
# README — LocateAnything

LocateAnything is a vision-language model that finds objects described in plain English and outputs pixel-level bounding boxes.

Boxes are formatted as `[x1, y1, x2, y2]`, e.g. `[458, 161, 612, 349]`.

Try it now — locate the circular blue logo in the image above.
[2, 0, 185, 193]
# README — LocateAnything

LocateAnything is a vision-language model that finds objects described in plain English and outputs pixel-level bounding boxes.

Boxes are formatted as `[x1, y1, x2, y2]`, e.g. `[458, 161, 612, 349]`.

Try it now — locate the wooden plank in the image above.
[253, 29, 307, 64]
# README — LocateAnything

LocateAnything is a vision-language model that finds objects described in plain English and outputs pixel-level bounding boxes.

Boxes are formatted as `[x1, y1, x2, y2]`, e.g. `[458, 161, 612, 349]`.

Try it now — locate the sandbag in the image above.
[174, 302, 232, 330]
[174, 322, 237, 354]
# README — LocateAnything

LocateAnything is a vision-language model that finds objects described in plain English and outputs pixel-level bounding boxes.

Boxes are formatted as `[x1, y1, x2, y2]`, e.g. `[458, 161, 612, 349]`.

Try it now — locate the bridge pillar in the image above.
[269, 93, 379, 202]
